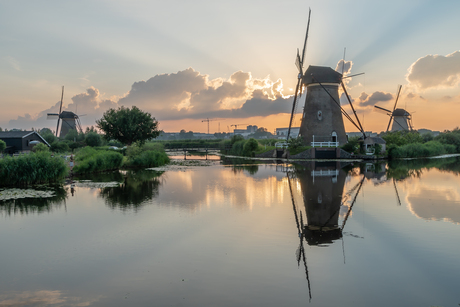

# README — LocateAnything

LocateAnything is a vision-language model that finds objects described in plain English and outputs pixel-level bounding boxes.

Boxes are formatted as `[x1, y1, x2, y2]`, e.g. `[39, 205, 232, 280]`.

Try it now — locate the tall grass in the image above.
[388, 141, 456, 159]
[123, 143, 169, 168]
[0, 152, 68, 186]
[73, 147, 123, 174]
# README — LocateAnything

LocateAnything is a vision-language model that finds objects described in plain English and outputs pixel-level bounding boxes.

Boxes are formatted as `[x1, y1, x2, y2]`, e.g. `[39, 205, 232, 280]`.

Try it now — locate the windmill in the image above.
[287, 9, 366, 146]
[47, 86, 83, 137]
[374, 85, 413, 132]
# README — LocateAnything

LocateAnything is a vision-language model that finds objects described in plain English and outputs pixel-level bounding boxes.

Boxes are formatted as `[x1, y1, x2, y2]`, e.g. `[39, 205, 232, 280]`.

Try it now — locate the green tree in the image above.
[0, 140, 6, 153]
[85, 131, 102, 147]
[96, 106, 160, 146]
[40, 129, 58, 145]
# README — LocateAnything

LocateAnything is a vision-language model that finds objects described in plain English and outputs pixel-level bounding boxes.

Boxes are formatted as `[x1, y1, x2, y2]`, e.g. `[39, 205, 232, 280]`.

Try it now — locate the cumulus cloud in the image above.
[407, 50, 460, 90]
[335, 59, 352, 75]
[356, 91, 394, 108]
[118, 67, 291, 120]
[9, 86, 117, 131]
[8, 68, 293, 130]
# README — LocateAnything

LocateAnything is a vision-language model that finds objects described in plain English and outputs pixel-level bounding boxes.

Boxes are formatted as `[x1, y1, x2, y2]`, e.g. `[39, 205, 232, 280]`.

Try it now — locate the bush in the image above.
[73, 147, 123, 174]
[32, 143, 49, 152]
[123, 143, 170, 168]
[50, 141, 69, 153]
[85, 132, 102, 147]
[243, 138, 259, 157]
[0, 140, 6, 153]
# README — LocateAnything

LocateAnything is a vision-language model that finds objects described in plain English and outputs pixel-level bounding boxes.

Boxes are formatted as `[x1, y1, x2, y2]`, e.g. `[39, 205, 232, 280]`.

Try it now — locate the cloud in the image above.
[7, 68, 293, 130]
[356, 91, 394, 108]
[405, 92, 420, 100]
[8, 87, 117, 131]
[117, 67, 291, 120]
[4, 56, 21, 71]
[335, 59, 352, 75]
[406, 50, 460, 90]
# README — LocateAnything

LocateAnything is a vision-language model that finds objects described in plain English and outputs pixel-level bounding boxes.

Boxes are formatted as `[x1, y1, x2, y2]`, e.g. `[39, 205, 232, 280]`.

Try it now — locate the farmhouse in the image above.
[0, 131, 50, 154]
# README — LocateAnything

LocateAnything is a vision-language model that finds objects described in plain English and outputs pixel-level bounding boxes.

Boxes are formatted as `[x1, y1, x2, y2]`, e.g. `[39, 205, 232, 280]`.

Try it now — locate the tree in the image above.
[85, 131, 102, 147]
[96, 106, 160, 146]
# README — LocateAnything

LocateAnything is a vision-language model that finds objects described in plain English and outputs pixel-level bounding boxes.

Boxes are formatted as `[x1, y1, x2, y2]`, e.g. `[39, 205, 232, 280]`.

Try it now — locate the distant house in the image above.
[362, 137, 386, 154]
[0, 131, 50, 154]
[275, 127, 300, 139]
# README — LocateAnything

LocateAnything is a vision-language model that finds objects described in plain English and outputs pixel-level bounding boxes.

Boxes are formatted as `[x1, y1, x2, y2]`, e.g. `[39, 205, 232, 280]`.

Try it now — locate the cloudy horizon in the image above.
[2, 1, 460, 134]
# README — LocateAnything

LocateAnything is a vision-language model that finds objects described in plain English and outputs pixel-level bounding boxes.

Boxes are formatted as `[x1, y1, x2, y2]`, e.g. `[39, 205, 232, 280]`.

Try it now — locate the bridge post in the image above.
[184, 148, 187, 160]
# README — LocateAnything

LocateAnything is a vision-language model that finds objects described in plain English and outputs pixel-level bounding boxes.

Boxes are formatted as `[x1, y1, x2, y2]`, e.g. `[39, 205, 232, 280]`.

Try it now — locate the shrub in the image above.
[73, 147, 123, 174]
[50, 141, 69, 153]
[85, 132, 103, 147]
[243, 138, 259, 157]
[32, 143, 49, 152]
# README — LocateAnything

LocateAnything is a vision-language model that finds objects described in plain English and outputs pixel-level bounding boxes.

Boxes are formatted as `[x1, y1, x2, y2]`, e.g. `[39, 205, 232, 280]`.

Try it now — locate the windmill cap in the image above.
[59, 111, 78, 118]
[393, 108, 410, 116]
[302, 65, 342, 85]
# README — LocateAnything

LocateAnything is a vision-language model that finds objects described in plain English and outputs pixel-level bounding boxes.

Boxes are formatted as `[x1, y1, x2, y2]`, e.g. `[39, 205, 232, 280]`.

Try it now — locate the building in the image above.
[0, 131, 50, 154]
[275, 127, 300, 139]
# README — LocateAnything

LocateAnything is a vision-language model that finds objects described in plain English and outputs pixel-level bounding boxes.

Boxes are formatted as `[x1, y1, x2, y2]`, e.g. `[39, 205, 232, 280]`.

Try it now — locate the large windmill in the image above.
[374, 85, 413, 132]
[47, 86, 83, 138]
[287, 9, 365, 146]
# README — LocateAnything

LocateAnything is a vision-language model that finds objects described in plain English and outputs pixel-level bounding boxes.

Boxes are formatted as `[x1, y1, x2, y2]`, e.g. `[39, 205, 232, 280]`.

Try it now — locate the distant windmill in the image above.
[374, 85, 413, 132]
[47, 86, 83, 137]
[287, 8, 366, 146]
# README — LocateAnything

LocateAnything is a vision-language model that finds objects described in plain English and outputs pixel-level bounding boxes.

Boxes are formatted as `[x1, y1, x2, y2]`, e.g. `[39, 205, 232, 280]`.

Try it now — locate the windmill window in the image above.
[317, 110, 322, 121]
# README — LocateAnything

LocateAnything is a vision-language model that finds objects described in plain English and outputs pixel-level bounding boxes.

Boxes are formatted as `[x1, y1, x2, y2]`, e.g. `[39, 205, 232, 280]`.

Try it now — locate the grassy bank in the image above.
[0, 152, 68, 186]
[73, 142, 170, 174]
[73, 147, 123, 174]
[384, 130, 460, 159]
[123, 142, 170, 168]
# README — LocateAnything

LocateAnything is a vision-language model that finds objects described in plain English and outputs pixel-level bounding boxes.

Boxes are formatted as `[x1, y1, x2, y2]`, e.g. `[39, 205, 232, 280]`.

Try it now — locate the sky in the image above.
[1, 0, 460, 134]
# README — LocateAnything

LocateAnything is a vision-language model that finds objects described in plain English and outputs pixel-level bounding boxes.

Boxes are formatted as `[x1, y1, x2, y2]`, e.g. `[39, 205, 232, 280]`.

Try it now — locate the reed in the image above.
[73, 147, 123, 174]
[0, 152, 68, 186]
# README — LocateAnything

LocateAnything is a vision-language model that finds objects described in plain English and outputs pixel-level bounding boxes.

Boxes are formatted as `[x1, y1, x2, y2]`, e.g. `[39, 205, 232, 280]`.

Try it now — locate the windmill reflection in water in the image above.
[286, 161, 364, 301]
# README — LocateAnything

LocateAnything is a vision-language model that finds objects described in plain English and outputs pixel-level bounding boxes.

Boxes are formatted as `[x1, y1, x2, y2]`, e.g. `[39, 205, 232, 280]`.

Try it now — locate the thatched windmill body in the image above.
[374, 85, 413, 132]
[47, 86, 83, 138]
[287, 9, 365, 146]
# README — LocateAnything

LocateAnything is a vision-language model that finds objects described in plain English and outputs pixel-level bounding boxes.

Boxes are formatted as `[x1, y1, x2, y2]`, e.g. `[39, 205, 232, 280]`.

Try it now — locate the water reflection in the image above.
[0, 185, 67, 216]
[99, 170, 164, 211]
[221, 157, 260, 175]
[292, 162, 357, 246]
[0, 290, 100, 306]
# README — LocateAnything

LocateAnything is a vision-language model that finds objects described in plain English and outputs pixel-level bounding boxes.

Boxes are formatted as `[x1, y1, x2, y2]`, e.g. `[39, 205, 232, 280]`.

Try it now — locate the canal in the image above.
[1, 156, 459, 306]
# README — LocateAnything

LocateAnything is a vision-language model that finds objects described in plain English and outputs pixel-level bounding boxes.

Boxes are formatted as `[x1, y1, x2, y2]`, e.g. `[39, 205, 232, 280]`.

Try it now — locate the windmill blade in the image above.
[56, 86, 64, 137]
[295, 49, 302, 74]
[342, 72, 365, 79]
[374, 105, 392, 115]
[300, 8, 311, 66]
[287, 77, 302, 140]
[47, 113, 59, 120]
[386, 116, 393, 132]
[341, 81, 365, 137]
[392, 85, 402, 112]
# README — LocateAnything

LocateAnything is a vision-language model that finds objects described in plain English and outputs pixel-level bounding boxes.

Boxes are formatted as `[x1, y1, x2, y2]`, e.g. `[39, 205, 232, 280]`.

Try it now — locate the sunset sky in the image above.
[1, 0, 460, 134]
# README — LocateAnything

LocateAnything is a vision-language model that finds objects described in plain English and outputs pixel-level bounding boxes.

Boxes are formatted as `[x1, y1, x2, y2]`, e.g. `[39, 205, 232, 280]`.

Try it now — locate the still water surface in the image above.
[1, 157, 459, 306]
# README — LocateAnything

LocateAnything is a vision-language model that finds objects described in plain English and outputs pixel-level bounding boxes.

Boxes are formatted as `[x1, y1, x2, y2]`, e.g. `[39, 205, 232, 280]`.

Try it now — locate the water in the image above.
[1, 157, 459, 306]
